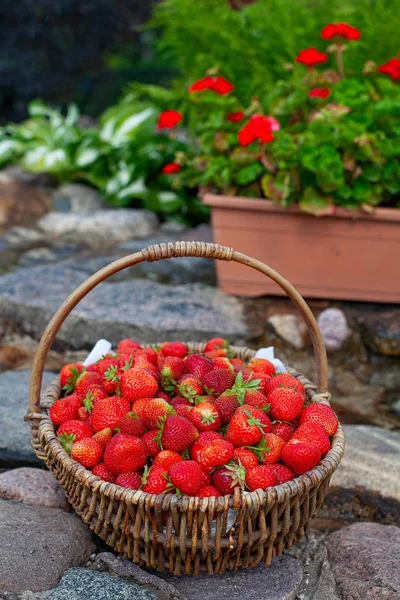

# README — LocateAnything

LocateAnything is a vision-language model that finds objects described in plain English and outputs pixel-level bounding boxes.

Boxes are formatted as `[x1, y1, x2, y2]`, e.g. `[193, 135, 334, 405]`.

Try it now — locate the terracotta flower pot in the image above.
[203, 194, 400, 302]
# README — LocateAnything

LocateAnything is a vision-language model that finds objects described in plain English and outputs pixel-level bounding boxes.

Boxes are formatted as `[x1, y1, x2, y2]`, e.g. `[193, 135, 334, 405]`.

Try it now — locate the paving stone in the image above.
[48, 568, 158, 600]
[0, 370, 55, 466]
[0, 499, 96, 593]
[51, 184, 104, 213]
[317, 308, 351, 352]
[268, 313, 309, 349]
[0, 178, 51, 228]
[360, 310, 400, 356]
[0, 467, 68, 509]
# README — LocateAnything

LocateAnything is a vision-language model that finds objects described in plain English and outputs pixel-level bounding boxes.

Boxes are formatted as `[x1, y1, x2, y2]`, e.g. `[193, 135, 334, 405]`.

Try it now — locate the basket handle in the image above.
[29, 241, 328, 415]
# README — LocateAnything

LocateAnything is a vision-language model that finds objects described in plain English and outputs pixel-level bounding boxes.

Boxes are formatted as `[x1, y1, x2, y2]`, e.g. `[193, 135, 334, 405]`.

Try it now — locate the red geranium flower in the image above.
[189, 75, 234, 95]
[227, 111, 245, 122]
[295, 47, 328, 67]
[238, 115, 277, 146]
[321, 23, 361, 41]
[309, 88, 331, 99]
[157, 110, 183, 129]
[162, 163, 181, 174]
[378, 58, 400, 81]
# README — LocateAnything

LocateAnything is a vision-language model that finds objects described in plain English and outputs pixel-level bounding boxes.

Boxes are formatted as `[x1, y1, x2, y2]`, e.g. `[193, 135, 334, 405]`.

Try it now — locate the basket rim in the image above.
[35, 342, 345, 511]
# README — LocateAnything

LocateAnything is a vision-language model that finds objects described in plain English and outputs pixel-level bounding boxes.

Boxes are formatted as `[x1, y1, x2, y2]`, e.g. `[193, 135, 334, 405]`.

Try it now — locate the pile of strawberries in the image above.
[50, 338, 339, 498]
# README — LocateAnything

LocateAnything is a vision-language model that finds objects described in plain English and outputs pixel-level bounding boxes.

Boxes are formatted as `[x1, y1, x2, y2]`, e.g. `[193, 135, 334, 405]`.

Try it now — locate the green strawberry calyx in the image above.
[62, 366, 84, 394]
[229, 371, 262, 405]
[225, 459, 246, 490]
[58, 432, 77, 454]
[243, 408, 267, 434]
[82, 391, 94, 415]
[244, 438, 271, 462]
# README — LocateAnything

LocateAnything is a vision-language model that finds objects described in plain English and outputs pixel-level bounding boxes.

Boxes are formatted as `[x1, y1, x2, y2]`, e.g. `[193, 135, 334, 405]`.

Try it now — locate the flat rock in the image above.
[0, 499, 96, 593]
[360, 310, 400, 356]
[51, 184, 104, 213]
[0, 178, 51, 228]
[268, 313, 309, 349]
[0, 467, 68, 509]
[0, 370, 55, 466]
[0, 263, 252, 349]
[49, 568, 158, 600]
[317, 308, 351, 352]
[159, 555, 302, 600]
[326, 522, 400, 599]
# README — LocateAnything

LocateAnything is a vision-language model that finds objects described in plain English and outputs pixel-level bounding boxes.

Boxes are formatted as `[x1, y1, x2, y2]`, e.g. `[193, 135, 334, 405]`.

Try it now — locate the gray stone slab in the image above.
[0, 499, 96, 593]
[0, 370, 55, 466]
[0, 467, 68, 509]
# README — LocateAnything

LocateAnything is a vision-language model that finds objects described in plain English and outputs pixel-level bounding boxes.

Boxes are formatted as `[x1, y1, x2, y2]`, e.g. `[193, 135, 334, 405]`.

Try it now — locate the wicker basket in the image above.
[26, 241, 345, 576]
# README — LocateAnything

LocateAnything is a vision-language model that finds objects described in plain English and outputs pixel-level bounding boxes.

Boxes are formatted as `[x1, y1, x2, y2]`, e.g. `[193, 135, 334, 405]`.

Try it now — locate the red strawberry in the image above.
[71, 438, 103, 468]
[131, 398, 149, 419]
[120, 368, 158, 401]
[155, 389, 172, 402]
[168, 460, 204, 496]
[190, 431, 224, 462]
[81, 387, 108, 415]
[159, 415, 199, 453]
[171, 396, 192, 408]
[212, 467, 240, 495]
[153, 450, 183, 470]
[161, 341, 188, 359]
[134, 355, 159, 377]
[186, 354, 213, 379]
[215, 392, 240, 425]
[96, 356, 120, 376]
[198, 485, 221, 498]
[50, 395, 80, 426]
[102, 365, 122, 395]
[271, 421, 295, 442]
[140, 347, 158, 365]
[117, 339, 142, 354]
[175, 404, 193, 418]
[115, 471, 142, 489]
[247, 358, 275, 377]
[91, 462, 116, 483]
[104, 433, 147, 475]
[202, 369, 235, 395]
[272, 464, 294, 484]
[282, 440, 321, 475]
[57, 420, 93, 452]
[226, 405, 272, 447]
[176, 374, 204, 401]
[204, 338, 230, 352]
[119, 412, 145, 437]
[188, 402, 221, 432]
[141, 429, 160, 458]
[245, 465, 277, 491]
[233, 448, 259, 469]
[143, 398, 176, 429]
[60, 363, 84, 393]
[265, 373, 306, 398]
[160, 356, 186, 390]
[212, 357, 234, 371]
[91, 396, 130, 432]
[198, 438, 234, 472]
[75, 371, 102, 399]
[195, 395, 217, 405]
[93, 427, 113, 447]
[292, 421, 331, 455]
[142, 465, 169, 494]
[256, 433, 285, 465]
[299, 404, 338, 436]
[269, 388, 304, 421]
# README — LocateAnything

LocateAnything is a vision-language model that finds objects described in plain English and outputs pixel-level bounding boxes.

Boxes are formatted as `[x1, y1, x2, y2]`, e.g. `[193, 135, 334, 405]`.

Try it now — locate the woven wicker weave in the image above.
[26, 242, 345, 575]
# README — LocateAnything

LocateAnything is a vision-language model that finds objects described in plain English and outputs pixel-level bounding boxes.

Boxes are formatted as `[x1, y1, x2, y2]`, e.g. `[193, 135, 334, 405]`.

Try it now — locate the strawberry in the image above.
[198, 485, 221, 498]
[91, 396, 130, 432]
[230, 358, 244, 369]
[57, 420, 93, 453]
[198, 438, 234, 472]
[188, 402, 221, 432]
[171, 396, 192, 408]
[115, 471, 142, 489]
[86, 363, 99, 373]
[71, 438, 103, 468]
[299, 404, 338, 436]
[204, 338, 230, 352]
[104, 433, 147, 475]
[202, 369, 235, 395]
[160, 356, 186, 390]
[282, 440, 321, 475]
[292, 421, 331, 455]
[95, 356, 120, 377]
[119, 412, 145, 437]
[247, 358, 275, 377]
[153, 450, 183, 470]
[271, 421, 295, 442]
[269, 388, 304, 421]
[215, 392, 240, 425]
[50, 395, 80, 426]
[140, 347, 158, 365]
[175, 404, 193, 419]
[91, 462, 116, 483]
[120, 368, 158, 401]
[142, 465, 169, 494]
[134, 355, 159, 377]
[102, 365, 122, 395]
[245, 465, 277, 491]
[233, 447, 259, 469]
[143, 398, 176, 429]
[159, 415, 199, 453]
[131, 398, 150, 419]
[195, 395, 217, 405]
[141, 429, 160, 458]
[75, 371, 102, 400]
[190, 431, 224, 462]
[212, 467, 240, 495]
[226, 406, 272, 447]
[212, 357, 234, 371]
[155, 389, 172, 402]
[161, 341, 188, 359]
[176, 374, 204, 401]
[264, 373, 306, 398]
[168, 460, 204, 496]
[117, 339, 142, 354]
[254, 433, 285, 465]
[81, 387, 108, 415]
[60, 363, 84, 393]
[93, 427, 113, 447]
[186, 354, 213, 380]
[271, 464, 294, 484]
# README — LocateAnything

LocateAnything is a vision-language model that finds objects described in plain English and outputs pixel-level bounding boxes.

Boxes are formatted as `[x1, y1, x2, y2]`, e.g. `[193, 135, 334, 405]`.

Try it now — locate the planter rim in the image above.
[203, 193, 400, 222]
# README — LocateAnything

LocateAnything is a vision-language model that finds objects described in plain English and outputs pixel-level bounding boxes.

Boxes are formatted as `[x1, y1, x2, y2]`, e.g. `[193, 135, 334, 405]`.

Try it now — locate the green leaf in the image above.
[261, 171, 293, 205]
[299, 187, 335, 217]
[235, 162, 264, 186]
